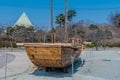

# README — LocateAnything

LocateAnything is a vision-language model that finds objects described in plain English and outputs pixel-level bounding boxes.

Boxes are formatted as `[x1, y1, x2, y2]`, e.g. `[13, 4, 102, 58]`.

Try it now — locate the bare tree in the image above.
[110, 12, 120, 27]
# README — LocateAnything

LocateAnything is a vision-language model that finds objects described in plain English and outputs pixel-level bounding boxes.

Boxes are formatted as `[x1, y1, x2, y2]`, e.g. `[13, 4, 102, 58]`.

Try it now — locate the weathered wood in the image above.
[24, 43, 81, 68]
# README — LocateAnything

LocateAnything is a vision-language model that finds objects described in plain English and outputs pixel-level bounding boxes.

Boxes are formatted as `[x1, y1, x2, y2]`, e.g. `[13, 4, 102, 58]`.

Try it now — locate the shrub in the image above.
[12, 43, 17, 48]
[0, 44, 3, 48]
[106, 40, 120, 47]
[115, 42, 120, 47]
[0, 41, 17, 48]
[86, 43, 94, 48]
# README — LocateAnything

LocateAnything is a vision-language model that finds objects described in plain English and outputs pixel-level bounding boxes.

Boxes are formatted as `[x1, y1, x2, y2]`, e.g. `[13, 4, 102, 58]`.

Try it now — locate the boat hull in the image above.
[24, 43, 81, 68]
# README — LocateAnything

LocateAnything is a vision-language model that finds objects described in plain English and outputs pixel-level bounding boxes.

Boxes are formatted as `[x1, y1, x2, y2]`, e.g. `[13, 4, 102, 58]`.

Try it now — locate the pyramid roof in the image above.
[13, 12, 32, 27]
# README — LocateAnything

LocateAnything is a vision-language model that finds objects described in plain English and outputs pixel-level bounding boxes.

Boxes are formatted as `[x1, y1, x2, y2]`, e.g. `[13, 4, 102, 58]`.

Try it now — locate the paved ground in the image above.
[0, 48, 120, 80]
[80, 49, 120, 80]
[0, 52, 15, 68]
[0, 49, 31, 79]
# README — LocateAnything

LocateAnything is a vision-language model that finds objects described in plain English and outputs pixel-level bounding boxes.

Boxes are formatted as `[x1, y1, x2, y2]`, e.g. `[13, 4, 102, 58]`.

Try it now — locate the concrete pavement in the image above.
[0, 48, 120, 80]
[0, 49, 31, 80]
[14, 48, 120, 80]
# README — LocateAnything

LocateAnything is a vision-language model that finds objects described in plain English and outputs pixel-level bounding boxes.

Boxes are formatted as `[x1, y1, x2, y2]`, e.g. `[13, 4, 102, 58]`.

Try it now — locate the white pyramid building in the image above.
[13, 12, 32, 27]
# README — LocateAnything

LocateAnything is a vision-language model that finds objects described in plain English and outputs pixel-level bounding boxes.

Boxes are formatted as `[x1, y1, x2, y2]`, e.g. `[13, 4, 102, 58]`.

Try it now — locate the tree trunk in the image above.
[64, 0, 68, 43]
[50, 0, 54, 43]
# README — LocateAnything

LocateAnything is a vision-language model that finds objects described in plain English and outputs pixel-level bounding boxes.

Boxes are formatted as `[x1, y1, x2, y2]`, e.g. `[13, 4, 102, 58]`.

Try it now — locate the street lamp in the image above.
[2, 27, 8, 80]
[5, 51, 7, 80]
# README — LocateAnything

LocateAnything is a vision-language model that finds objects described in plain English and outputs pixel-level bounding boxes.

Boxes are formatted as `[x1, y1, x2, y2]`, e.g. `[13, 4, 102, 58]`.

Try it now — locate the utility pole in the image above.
[50, 0, 54, 43]
[64, 0, 68, 43]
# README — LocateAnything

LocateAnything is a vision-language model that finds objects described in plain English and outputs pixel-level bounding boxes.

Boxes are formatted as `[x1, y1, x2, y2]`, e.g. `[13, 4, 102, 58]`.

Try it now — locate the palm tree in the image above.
[67, 10, 76, 38]
[56, 10, 76, 26]
[64, 0, 68, 42]
[55, 14, 65, 42]
[50, 0, 54, 43]
[56, 14, 65, 27]
[68, 10, 76, 22]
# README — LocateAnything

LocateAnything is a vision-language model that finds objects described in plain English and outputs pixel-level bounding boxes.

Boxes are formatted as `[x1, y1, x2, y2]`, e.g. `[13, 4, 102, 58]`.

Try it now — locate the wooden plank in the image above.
[24, 43, 81, 68]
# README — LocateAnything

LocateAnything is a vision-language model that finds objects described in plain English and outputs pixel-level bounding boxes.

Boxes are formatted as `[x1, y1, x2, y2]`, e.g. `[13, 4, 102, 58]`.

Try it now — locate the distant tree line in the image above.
[1, 11, 120, 48]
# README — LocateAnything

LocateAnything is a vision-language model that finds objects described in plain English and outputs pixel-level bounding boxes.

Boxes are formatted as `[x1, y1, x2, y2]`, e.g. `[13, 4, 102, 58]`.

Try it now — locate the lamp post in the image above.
[1, 26, 8, 80]
[71, 54, 74, 80]
[44, 34, 46, 43]
[5, 51, 7, 80]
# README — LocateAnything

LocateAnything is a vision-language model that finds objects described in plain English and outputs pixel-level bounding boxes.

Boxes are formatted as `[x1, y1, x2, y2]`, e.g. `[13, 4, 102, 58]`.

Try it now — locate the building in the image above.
[13, 12, 32, 27]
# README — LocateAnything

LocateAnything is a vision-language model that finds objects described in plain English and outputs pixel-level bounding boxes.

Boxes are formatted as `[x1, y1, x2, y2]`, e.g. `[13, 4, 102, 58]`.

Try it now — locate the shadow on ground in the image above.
[29, 58, 85, 78]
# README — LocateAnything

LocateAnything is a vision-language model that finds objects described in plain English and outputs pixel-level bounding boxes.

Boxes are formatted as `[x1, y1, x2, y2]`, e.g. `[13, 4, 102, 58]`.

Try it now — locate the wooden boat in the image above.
[24, 42, 82, 72]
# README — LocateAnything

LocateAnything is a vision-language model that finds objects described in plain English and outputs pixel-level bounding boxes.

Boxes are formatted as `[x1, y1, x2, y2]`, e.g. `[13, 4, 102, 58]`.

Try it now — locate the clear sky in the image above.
[0, 0, 120, 29]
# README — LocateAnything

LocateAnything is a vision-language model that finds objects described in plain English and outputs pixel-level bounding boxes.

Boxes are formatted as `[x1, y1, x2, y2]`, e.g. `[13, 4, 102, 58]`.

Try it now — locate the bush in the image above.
[106, 40, 120, 47]
[12, 43, 17, 48]
[115, 42, 120, 47]
[86, 43, 94, 48]
[0, 44, 3, 48]
[0, 41, 4, 48]
[0, 41, 17, 48]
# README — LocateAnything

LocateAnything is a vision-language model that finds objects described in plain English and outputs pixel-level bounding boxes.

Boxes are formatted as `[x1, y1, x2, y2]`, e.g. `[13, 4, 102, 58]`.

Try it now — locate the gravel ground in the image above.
[0, 48, 120, 80]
